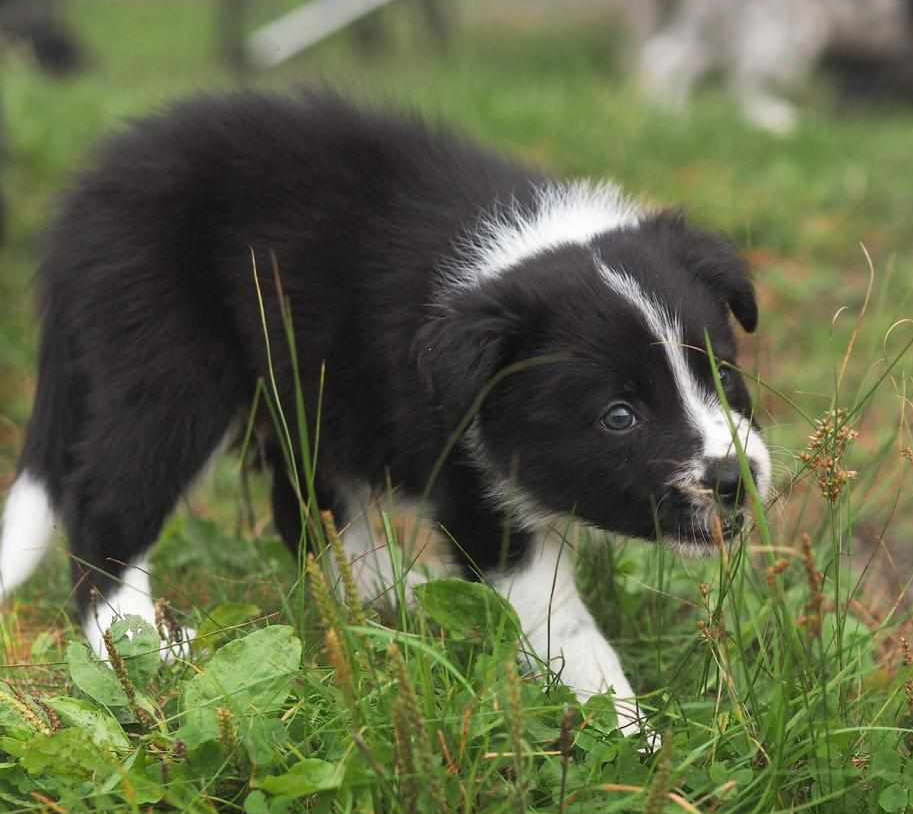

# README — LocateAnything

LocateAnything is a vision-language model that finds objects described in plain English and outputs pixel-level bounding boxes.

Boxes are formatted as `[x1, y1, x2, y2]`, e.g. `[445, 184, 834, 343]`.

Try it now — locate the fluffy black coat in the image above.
[18, 92, 761, 619]
[23, 94, 540, 606]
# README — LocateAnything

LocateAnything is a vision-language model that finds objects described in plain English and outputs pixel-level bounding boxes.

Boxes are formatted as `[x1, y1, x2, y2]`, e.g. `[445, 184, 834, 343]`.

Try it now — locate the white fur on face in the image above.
[444, 181, 642, 289]
[596, 261, 772, 504]
[0, 472, 57, 599]
[491, 528, 650, 738]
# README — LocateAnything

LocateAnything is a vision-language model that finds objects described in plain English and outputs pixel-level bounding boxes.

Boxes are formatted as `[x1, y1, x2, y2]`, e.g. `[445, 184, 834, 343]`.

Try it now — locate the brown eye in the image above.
[718, 367, 732, 388]
[601, 402, 637, 432]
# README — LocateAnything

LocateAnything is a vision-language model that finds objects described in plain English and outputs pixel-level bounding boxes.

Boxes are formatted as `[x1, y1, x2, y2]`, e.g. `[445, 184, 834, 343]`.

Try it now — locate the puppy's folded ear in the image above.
[414, 290, 522, 426]
[648, 211, 758, 333]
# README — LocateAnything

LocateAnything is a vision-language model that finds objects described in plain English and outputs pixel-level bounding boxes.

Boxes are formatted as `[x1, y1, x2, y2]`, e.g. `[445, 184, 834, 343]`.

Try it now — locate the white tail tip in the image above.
[0, 472, 56, 599]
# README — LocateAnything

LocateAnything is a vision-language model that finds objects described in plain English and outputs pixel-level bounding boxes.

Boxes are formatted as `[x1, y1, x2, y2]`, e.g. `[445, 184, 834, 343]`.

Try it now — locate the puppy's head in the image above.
[418, 209, 771, 551]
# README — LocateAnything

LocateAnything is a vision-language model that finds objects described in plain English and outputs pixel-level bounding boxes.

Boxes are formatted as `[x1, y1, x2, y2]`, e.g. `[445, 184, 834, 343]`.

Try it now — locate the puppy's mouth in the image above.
[663, 506, 746, 556]
[715, 511, 744, 539]
[654, 477, 755, 555]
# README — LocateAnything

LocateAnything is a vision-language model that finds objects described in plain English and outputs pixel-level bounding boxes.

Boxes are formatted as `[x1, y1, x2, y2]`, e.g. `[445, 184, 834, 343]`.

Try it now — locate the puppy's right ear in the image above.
[647, 211, 758, 333]
[414, 291, 522, 427]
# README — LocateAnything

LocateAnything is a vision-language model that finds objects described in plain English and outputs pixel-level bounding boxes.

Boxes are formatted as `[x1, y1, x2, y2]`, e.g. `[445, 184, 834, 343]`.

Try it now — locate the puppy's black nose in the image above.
[703, 459, 754, 509]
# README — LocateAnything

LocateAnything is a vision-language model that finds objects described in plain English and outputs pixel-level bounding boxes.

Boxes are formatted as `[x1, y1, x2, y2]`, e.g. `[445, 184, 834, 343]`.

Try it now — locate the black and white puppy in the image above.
[0, 93, 770, 736]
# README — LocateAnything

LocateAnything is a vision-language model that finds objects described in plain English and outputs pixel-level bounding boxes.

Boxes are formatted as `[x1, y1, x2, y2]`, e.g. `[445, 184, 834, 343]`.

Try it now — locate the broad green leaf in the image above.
[196, 603, 261, 645]
[45, 697, 130, 753]
[177, 625, 301, 751]
[244, 790, 271, 814]
[243, 717, 289, 768]
[709, 761, 730, 786]
[415, 580, 520, 645]
[65, 641, 129, 708]
[97, 747, 164, 805]
[879, 784, 909, 813]
[257, 758, 342, 798]
[19, 729, 115, 778]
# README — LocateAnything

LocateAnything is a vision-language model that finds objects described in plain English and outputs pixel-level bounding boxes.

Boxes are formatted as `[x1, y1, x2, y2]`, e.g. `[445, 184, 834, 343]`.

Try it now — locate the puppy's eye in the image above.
[601, 402, 637, 432]
[718, 367, 732, 388]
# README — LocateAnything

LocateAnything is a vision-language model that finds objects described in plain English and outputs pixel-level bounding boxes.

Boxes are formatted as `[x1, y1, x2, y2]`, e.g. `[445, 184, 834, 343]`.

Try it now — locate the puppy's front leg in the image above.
[490, 532, 647, 738]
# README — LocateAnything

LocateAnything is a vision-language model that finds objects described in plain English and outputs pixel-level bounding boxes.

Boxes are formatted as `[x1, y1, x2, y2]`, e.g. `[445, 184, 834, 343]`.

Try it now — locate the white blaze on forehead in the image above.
[595, 261, 771, 499]
[445, 180, 642, 288]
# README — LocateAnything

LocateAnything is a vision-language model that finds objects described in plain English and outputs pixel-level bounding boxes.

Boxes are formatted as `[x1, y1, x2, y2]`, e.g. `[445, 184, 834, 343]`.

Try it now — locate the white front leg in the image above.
[83, 557, 194, 662]
[491, 532, 648, 738]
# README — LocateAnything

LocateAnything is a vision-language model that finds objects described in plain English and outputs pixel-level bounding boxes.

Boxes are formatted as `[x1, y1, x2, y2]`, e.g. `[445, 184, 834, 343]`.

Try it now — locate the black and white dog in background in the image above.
[639, 0, 913, 134]
[0, 93, 771, 737]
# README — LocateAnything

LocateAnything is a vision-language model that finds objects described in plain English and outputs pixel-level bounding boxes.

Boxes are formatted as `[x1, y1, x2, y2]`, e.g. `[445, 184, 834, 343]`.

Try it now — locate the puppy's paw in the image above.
[614, 700, 662, 754]
[554, 630, 657, 748]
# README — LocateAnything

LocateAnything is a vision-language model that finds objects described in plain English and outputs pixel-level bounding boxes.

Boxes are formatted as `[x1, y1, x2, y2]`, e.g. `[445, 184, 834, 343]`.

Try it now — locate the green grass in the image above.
[2, 2, 913, 812]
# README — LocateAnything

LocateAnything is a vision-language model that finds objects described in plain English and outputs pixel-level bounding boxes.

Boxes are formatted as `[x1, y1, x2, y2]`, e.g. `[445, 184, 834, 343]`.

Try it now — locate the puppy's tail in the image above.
[1, 300, 70, 599]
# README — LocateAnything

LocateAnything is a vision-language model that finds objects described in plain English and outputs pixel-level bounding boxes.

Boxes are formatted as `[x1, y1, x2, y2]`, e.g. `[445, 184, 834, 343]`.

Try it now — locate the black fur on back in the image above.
[21, 93, 545, 603]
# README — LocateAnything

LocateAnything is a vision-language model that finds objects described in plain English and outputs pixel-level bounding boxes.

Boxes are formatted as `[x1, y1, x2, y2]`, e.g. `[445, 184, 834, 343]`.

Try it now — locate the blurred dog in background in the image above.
[0, 0, 87, 76]
[0, 0, 86, 243]
[637, 0, 913, 133]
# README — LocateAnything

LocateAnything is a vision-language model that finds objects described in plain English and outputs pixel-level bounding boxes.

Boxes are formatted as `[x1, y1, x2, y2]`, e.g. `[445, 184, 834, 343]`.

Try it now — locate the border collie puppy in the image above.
[0, 93, 771, 738]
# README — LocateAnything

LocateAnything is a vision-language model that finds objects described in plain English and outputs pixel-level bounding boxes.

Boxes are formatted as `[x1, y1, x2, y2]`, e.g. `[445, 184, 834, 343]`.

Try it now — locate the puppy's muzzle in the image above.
[701, 458, 757, 512]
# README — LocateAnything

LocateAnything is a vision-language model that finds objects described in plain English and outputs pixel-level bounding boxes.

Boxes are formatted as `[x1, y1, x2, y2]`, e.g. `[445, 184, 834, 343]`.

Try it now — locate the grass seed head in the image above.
[387, 644, 445, 809]
[102, 629, 130, 690]
[392, 697, 419, 809]
[558, 705, 575, 814]
[698, 615, 726, 642]
[798, 533, 824, 638]
[504, 660, 527, 814]
[0, 686, 51, 735]
[154, 597, 182, 647]
[217, 706, 238, 753]
[307, 554, 339, 636]
[766, 558, 791, 590]
[325, 628, 355, 709]
[851, 754, 870, 773]
[34, 698, 61, 733]
[322, 510, 367, 628]
[798, 408, 859, 502]
[643, 731, 674, 814]
[103, 628, 156, 729]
